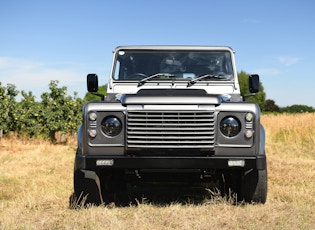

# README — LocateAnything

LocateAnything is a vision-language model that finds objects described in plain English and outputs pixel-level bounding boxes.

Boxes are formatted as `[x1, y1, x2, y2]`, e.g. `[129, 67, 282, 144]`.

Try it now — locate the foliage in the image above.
[281, 104, 315, 113]
[14, 91, 44, 137]
[0, 83, 19, 135]
[238, 71, 266, 110]
[0, 81, 84, 142]
[264, 99, 280, 112]
[40, 81, 84, 142]
[84, 84, 107, 101]
[263, 100, 314, 114]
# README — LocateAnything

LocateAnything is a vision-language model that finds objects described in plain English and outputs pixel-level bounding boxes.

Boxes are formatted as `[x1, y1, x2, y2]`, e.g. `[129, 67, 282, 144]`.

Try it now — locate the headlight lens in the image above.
[220, 116, 241, 137]
[101, 116, 122, 136]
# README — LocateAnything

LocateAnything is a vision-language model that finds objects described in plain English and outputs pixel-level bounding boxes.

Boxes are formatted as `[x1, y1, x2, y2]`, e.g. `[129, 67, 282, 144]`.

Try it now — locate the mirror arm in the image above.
[91, 93, 105, 101]
[243, 93, 256, 101]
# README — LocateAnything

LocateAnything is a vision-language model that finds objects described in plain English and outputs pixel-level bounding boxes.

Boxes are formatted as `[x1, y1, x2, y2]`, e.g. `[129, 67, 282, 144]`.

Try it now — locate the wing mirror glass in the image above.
[249, 74, 260, 93]
[87, 74, 99, 92]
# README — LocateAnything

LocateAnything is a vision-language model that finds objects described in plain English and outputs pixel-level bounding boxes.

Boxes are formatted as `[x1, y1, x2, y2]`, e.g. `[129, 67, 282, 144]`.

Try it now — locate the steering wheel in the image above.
[127, 73, 147, 79]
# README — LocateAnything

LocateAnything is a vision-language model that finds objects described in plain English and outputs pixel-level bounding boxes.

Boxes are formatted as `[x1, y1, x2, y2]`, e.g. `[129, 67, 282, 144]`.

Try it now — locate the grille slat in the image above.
[128, 131, 214, 135]
[127, 110, 215, 148]
[128, 136, 213, 140]
[128, 123, 213, 127]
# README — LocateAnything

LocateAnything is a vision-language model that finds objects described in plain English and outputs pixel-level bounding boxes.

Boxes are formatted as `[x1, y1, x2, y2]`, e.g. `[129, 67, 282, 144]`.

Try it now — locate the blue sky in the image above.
[0, 0, 314, 107]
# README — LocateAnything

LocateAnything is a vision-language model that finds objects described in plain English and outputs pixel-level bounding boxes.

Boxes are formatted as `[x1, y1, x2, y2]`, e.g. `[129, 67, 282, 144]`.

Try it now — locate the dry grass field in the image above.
[0, 113, 314, 229]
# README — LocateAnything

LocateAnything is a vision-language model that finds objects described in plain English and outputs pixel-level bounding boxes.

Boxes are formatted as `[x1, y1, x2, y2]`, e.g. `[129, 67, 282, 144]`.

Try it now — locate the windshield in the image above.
[113, 50, 234, 82]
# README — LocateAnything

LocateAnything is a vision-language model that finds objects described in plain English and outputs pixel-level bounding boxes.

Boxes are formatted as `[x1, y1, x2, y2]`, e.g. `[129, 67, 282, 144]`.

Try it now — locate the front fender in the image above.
[74, 125, 85, 171]
[259, 124, 266, 155]
[77, 125, 83, 154]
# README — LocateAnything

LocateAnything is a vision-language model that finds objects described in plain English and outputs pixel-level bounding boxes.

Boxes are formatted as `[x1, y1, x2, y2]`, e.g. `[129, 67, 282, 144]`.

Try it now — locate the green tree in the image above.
[0, 81, 85, 140]
[264, 99, 280, 112]
[14, 91, 44, 138]
[238, 71, 266, 110]
[40, 80, 84, 142]
[0, 83, 19, 136]
[281, 104, 315, 113]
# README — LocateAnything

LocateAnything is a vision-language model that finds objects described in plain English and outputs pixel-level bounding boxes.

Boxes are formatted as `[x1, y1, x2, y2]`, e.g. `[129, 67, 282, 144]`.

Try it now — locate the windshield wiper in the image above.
[187, 74, 227, 87]
[138, 73, 176, 87]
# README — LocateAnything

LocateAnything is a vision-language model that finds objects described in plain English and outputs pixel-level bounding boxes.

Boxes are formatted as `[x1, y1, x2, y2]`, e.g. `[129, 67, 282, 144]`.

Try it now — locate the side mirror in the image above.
[249, 74, 260, 93]
[87, 74, 98, 92]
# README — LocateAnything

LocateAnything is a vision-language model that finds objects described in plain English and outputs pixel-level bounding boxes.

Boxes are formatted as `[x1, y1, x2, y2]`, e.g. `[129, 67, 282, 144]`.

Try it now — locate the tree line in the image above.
[1, 72, 313, 141]
[0, 81, 84, 142]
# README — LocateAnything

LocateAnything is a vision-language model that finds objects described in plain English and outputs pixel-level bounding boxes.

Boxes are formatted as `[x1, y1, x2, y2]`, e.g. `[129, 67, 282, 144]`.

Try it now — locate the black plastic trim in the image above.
[81, 155, 266, 170]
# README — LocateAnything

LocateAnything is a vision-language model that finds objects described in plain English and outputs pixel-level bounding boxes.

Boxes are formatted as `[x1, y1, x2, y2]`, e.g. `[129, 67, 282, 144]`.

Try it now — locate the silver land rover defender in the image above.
[72, 46, 267, 206]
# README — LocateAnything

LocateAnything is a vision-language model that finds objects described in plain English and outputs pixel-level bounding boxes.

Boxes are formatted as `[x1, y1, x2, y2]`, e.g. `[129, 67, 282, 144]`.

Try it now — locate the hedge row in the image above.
[0, 81, 84, 142]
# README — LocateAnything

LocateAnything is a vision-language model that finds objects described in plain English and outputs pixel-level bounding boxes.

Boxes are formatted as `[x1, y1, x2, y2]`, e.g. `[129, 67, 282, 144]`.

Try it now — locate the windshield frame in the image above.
[111, 46, 236, 84]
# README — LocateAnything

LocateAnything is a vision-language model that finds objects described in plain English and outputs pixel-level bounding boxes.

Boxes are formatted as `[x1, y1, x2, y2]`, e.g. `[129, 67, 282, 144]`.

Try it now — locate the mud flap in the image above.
[73, 169, 104, 206]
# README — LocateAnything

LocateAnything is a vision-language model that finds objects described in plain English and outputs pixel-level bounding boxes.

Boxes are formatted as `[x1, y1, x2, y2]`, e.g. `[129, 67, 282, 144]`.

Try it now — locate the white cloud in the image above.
[0, 57, 86, 99]
[277, 56, 300, 66]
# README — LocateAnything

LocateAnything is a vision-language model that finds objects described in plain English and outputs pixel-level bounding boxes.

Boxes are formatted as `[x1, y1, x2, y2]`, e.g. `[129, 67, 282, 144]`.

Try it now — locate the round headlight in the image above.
[101, 116, 122, 136]
[220, 116, 241, 137]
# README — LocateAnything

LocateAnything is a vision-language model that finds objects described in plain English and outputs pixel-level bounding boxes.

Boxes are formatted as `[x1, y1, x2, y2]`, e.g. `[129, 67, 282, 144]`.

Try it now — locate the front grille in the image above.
[127, 110, 215, 148]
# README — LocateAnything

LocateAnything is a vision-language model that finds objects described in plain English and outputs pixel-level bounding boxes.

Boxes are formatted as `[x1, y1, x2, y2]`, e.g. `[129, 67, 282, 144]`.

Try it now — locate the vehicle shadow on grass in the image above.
[70, 182, 238, 209]
[108, 184, 236, 207]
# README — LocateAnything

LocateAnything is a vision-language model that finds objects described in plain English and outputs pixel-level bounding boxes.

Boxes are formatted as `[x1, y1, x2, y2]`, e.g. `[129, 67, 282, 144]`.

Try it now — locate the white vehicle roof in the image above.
[114, 46, 234, 52]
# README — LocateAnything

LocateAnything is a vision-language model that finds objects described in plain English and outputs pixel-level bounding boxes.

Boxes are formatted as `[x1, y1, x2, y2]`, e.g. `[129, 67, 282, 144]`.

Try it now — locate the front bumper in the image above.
[75, 155, 267, 171]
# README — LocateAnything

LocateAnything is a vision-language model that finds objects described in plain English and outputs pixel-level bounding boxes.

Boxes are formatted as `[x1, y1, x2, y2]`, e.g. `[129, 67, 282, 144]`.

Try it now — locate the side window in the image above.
[113, 60, 121, 80]
[114, 51, 130, 80]
[225, 52, 233, 75]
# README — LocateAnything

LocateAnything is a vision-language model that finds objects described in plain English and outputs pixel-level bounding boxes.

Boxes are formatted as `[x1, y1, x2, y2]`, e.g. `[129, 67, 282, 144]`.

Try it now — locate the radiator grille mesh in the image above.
[127, 111, 215, 148]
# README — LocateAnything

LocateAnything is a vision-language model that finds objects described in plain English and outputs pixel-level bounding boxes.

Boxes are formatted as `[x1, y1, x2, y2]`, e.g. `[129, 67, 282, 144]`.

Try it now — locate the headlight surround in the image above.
[101, 116, 122, 137]
[220, 116, 241, 137]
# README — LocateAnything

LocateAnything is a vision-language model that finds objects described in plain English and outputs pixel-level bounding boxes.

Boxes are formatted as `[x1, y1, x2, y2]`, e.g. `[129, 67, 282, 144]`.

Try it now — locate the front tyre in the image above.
[71, 169, 103, 208]
[242, 167, 267, 204]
